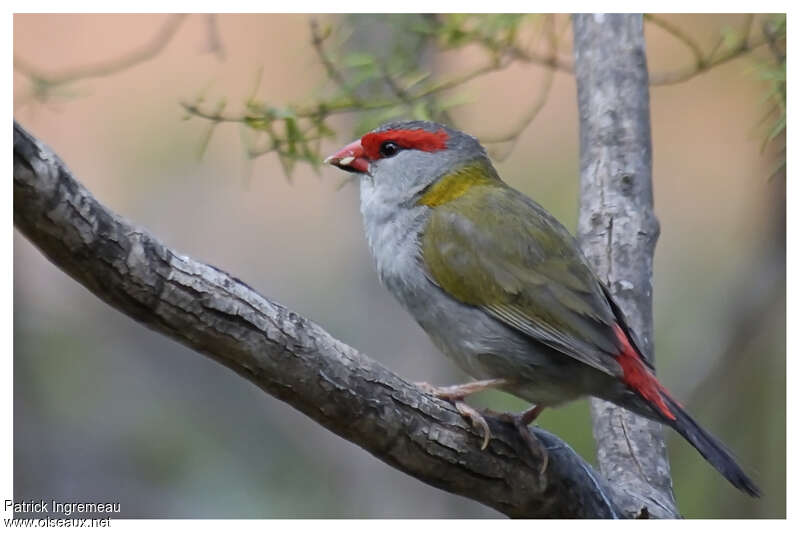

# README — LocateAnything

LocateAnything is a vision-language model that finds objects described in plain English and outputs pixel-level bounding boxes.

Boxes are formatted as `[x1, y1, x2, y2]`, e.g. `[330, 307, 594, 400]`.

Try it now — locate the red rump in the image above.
[361, 128, 449, 160]
[613, 324, 676, 420]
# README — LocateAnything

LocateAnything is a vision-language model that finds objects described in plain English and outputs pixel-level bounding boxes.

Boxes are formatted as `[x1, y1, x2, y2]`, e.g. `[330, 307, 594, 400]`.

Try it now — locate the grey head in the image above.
[326, 120, 495, 208]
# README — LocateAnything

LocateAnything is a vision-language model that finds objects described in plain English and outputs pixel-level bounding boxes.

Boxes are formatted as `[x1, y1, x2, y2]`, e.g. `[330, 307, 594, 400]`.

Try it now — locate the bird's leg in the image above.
[415, 378, 508, 400]
[519, 404, 545, 425]
[415, 379, 508, 450]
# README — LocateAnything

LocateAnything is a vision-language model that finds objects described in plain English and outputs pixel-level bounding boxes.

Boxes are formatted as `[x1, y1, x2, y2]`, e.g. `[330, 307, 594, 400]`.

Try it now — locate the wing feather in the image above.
[422, 183, 624, 377]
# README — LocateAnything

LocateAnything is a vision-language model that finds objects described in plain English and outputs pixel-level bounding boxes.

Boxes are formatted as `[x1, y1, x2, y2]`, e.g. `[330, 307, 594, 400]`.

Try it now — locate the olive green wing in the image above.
[422, 184, 624, 377]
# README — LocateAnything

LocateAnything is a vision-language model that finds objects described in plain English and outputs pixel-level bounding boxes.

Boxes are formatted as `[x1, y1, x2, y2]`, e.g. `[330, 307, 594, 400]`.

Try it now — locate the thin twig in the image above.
[183, 60, 508, 125]
[507, 45, 573, 73]
[203, 14, 226, 60]
[379, 62, 413, 105]
[647, 14, 769, 86]
[414, 61, 508, 99]
[761, 15, 786, 63]
[649, 38, 768, 85]
[644, 14, 705, 68]
[741, 14, 756, 45]
[182, 102, 257, 123]
[482, 69, 553, 149]
[482, 15, 558, 152]
[14, 14, 188, 87]
[310, 18, 363, 105]
[460, 16, 573, 74]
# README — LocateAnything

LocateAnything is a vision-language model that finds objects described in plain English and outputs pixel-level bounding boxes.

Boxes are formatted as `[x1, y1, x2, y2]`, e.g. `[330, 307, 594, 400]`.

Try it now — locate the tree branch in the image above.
[572, 14, 679, 519]
[13, 120, 632, 519]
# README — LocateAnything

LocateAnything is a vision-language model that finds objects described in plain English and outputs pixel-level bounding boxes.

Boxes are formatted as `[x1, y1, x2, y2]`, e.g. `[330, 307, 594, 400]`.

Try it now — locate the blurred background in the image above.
[13, 14, 785, 518]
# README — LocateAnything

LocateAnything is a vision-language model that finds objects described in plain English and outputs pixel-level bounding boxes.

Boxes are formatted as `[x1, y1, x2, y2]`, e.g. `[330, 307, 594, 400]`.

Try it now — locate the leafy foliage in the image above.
[183, 14, 551, 177]
[755, 14, 786, 179]
[15, 14, 780, 180]
[177, 14, 781, 180]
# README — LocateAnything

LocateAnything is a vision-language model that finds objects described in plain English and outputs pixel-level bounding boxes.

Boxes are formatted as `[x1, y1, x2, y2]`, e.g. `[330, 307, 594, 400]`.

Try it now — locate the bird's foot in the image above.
[415, 379, 508, 450]
[492, 405, 549, 474]
[415, 380, 547, 470]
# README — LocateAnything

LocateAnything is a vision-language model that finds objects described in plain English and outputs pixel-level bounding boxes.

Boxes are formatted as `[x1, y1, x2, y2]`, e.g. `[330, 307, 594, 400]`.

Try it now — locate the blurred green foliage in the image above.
[183, 13, 785, 185]
[183, 14, 548, 176]
[755, 14, 785, 178]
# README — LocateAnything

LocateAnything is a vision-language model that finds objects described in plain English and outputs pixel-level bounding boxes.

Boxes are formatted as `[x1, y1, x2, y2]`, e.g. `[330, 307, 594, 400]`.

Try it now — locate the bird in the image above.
[324, 120, 760, 497]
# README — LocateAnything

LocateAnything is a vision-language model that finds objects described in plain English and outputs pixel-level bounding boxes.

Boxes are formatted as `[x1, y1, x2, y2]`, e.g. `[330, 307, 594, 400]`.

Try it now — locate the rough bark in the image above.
[572, 14, 679, 518]
[14, 120, 631, 518]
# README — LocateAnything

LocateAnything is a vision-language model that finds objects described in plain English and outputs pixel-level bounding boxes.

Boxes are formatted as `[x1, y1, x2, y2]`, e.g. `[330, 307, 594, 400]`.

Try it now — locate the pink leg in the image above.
[415, 378, 548, 470]
[415, 379, 508, 450]
[415, 379, 509, 401]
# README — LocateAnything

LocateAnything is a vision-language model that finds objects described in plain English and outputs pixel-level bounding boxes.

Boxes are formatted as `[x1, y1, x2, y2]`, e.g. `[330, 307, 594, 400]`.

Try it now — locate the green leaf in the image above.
[285, 117, 301, 154]
[343, 52, 375, 68]
[244, 116, 271, 131]
[766, 114, 786, 143]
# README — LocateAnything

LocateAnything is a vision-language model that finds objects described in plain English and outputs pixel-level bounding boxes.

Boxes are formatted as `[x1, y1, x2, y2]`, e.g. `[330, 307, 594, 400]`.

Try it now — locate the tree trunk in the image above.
[573, 13, 679, 518]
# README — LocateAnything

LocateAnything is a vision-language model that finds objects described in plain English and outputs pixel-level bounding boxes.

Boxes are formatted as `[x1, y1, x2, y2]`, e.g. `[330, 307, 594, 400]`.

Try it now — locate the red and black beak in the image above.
[324, 139, 370, 174]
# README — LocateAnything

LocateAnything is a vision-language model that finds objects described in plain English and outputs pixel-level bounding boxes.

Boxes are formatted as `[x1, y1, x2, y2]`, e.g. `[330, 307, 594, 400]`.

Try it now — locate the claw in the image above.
[495, 408, 549, 474]
[518, 419, 549, 474]
[454, 401, 492, 449]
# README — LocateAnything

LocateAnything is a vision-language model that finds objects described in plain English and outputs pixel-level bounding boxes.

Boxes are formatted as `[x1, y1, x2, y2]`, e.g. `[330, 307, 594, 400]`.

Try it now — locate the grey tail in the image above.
[660, 394, 761, 497]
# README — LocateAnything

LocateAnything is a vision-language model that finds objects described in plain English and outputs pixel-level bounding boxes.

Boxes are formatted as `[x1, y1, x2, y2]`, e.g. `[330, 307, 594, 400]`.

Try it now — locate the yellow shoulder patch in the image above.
[417, 161, 497, 207]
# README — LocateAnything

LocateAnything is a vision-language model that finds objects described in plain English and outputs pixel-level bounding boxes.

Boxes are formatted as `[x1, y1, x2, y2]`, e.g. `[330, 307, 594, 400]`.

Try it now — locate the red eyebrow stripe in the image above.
[360, 128, 449, 159]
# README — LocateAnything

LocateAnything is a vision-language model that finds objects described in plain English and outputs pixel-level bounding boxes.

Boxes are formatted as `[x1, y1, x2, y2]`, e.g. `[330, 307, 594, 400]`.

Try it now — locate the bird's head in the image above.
[325, 120, 497, 206]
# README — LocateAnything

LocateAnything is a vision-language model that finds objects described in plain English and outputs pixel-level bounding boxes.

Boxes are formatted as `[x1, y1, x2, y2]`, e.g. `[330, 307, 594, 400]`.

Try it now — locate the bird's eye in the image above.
[379, 141, 401, 158]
